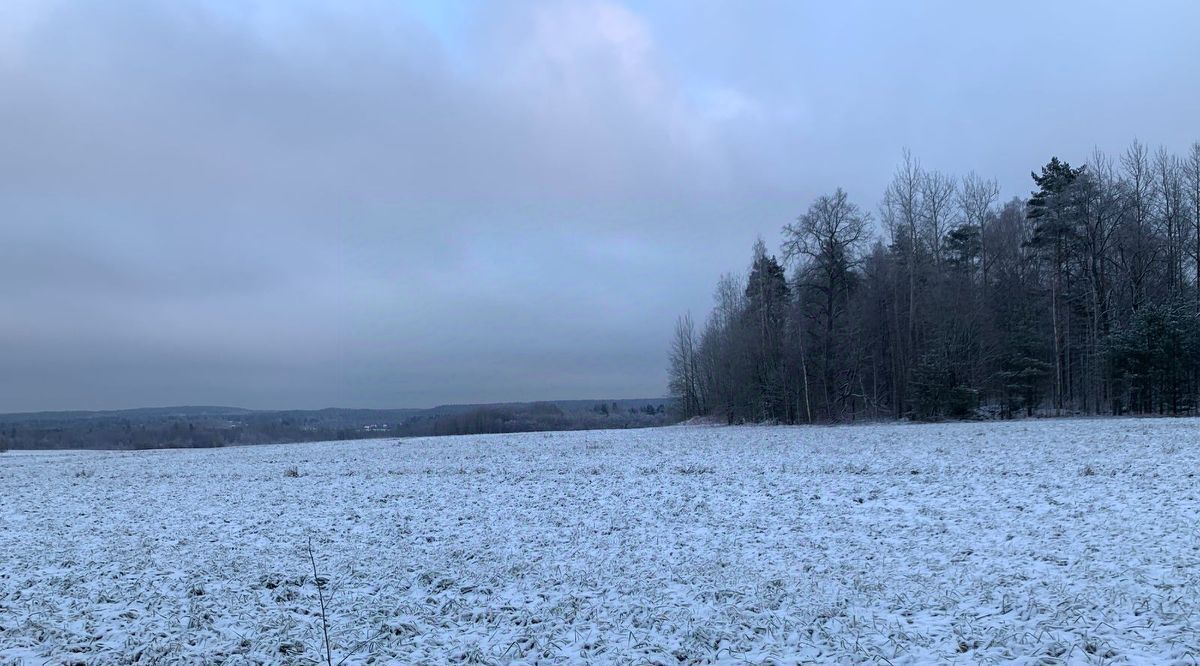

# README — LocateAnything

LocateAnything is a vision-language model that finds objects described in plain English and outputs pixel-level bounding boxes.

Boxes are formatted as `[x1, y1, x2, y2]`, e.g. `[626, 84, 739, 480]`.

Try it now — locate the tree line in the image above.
[0, 414, 383, 450]
[0, 401, 673, 450]
[399, 402, 668, 437]
[669, 141, 1200, 423]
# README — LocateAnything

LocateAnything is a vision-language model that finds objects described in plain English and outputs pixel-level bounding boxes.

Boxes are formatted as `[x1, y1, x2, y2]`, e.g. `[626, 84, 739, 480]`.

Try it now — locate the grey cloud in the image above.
[1, 0, 1197, 410]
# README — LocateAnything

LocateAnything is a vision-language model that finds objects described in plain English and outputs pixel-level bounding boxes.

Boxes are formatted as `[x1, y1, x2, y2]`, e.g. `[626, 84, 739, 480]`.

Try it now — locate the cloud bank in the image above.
[1, 0, 1196, 410]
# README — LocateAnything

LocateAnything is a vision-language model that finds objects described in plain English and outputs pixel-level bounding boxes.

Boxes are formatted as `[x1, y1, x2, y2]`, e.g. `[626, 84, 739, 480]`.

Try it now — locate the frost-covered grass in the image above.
[3, 418, 1200, 663]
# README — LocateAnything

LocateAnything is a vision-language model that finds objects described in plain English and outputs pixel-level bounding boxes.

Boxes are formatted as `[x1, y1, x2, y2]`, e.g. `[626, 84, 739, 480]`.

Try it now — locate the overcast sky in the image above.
[1, 1, 1197, 411]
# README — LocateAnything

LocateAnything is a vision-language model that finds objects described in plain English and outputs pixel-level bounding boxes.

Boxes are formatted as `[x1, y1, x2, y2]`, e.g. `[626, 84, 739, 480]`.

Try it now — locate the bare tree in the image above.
[1119, 140, 1158, 309]
[921, 170, 957, 270]
[881, 149, 924, 413]
[783, 188, 871, 419]
[668, 312, 702, 418]
[1155, 147, 1186, 296]
[957, 172, 1000, 284]
[1187, 142, 1200, 310]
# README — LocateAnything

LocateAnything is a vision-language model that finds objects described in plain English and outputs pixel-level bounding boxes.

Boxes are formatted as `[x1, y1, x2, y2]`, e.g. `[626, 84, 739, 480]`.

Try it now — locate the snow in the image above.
[2, 418, 1200, 663]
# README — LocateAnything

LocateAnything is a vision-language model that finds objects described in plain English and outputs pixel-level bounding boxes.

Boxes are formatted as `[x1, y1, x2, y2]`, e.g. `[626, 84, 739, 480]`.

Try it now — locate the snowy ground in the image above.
[3, 419, 1200, 664]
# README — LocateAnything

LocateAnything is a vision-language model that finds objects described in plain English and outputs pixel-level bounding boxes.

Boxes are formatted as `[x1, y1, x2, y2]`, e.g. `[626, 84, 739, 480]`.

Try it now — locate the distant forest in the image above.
[669, 141, 1200, 423]
[0, 400, 670, 451]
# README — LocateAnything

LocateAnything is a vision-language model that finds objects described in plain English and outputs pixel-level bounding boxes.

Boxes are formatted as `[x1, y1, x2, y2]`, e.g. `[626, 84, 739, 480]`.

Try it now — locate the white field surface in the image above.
[2, 419, 1200, 664]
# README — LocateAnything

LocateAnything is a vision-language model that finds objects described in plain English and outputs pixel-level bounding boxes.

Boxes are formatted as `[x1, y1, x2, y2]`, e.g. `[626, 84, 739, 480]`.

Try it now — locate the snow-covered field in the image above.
[3, 419, 1200, 664]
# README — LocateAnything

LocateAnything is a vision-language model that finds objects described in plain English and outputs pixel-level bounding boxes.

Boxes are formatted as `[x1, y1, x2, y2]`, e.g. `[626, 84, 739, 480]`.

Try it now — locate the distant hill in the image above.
[0, 399, 675, 450]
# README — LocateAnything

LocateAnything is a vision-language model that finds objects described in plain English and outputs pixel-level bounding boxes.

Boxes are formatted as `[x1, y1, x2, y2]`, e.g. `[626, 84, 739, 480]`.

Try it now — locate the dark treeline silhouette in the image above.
[670, 142, 1200, 423]
[402, 401, 668, 437]
[0, 409, 399, 450]
[0, 400, 671, 450]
